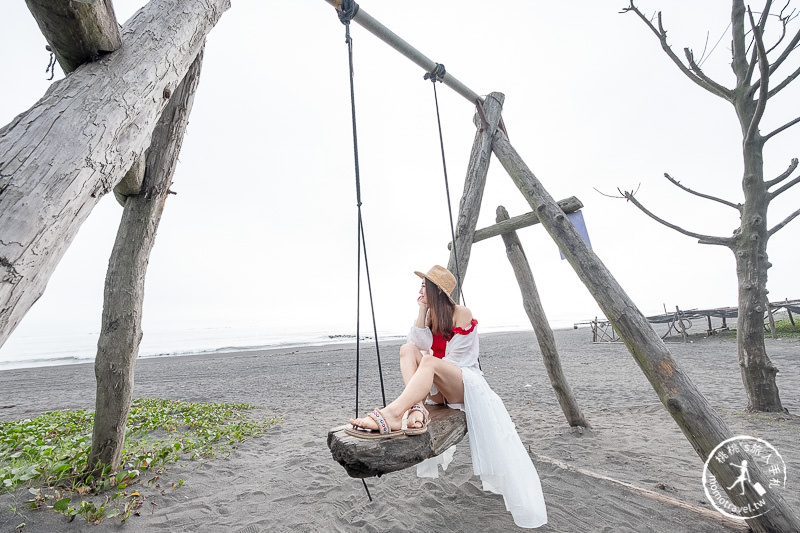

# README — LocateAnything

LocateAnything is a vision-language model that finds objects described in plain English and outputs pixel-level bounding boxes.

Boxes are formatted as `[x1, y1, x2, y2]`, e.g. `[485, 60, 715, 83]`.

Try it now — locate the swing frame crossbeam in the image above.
[324, 0, 482, 105]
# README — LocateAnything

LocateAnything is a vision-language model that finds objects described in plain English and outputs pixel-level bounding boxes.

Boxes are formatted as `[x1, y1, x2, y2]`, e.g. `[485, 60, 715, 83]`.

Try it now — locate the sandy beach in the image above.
[1, 326, 798, 532]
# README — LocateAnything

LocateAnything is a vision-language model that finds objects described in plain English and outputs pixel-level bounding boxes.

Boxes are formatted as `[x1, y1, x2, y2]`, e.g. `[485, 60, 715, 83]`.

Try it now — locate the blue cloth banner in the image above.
[559, 211, 592, 260]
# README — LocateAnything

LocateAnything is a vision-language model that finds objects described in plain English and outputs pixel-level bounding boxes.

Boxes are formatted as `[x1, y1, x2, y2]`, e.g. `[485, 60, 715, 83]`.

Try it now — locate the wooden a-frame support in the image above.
[325, 4, 799, 530]
[328, 91, 589, 475]
[18, 0, 220, 474]
[444, 92, 587, 429]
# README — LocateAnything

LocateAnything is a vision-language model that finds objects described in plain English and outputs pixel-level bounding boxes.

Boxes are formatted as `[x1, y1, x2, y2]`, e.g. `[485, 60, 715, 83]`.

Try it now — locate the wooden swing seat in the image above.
[327, 405, 467, 478]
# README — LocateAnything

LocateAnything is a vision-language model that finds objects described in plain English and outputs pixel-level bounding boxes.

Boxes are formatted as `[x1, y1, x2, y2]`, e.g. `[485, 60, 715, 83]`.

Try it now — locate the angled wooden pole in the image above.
[25, 0, 122, 74]
[0, 0, 231, 349]
[496, 205, 589, 428]
[490, 129, 799, 533]
[446, 92, 504, 302]
[447, 196, 583, 250]
[89, 46, 205, 473]
[24, 1, 140, 209]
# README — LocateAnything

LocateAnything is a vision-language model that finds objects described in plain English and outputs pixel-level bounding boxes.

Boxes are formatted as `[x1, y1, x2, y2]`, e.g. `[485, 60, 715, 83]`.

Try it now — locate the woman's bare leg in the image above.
[398, 343, 427, 427]
[350, 355, 464, 432]
[399, 343, 423, 386]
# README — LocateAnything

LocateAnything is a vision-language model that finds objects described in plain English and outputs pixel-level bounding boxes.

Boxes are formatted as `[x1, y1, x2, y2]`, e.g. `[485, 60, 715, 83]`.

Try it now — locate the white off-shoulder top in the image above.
[406, 319, 480, 370]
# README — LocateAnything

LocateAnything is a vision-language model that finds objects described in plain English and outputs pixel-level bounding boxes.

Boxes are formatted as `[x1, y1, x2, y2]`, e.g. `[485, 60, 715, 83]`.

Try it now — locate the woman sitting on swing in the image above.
[347, 265, 548, 529]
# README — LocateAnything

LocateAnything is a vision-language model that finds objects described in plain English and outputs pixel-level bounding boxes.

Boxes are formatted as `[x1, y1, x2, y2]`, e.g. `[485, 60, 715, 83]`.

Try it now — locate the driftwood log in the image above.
[25, 0, 147, 209]
[465, 196, 583, 246]
[446, 92, 504, 302]
[89, 47, 205, 472]
[496, 205, 589, 428]
[25, 0, 122, 74]
[113, 157, 147, 206]
[328, 405, 467, 478]
[490, 127, 800, 532]
[447, 196, 583, 251]
[0, 0, 231, 350]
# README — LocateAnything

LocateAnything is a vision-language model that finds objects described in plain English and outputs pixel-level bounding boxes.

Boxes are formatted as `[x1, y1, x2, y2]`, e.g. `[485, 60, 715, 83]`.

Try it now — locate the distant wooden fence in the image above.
[576, 299, 799, 343]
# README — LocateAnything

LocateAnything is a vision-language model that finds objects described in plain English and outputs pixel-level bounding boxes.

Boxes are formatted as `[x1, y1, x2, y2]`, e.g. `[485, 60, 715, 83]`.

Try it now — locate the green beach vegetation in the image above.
[1, 398, 279, 525]
[723, 317, 800, 339]
[772, 317, 800, 337]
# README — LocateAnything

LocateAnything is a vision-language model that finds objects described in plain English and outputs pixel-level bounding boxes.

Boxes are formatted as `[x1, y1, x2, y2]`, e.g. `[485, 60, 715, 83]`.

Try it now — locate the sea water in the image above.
[0, 320, 573, 372]
[0, 324, 400, 372]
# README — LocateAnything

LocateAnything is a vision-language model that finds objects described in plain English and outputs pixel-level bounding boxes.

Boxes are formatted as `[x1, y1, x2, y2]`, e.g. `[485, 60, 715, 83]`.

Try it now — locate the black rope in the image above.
[426, 64, 465, 306]
[44, 45, 56, 81]
[337, 0, 359, 24]
[341, 0, 386, 415]
[337, 3, 385, 501]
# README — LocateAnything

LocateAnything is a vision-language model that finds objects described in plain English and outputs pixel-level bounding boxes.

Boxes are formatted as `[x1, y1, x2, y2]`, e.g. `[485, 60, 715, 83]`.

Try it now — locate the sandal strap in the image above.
[408, 403, 429, 424]
[368, 408, 390, 434]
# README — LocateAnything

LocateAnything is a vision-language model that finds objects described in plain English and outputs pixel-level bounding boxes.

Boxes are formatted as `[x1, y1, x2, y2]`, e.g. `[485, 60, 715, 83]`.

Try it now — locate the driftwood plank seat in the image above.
[327, 405, 467, 478]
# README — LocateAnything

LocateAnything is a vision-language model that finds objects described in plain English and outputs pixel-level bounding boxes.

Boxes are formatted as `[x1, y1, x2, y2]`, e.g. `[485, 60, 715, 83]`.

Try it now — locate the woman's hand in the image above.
[416, 294, 428, 328]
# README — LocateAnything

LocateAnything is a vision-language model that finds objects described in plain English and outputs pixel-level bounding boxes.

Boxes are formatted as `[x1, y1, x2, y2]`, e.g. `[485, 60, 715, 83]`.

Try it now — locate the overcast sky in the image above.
[1, 1, 799, 357]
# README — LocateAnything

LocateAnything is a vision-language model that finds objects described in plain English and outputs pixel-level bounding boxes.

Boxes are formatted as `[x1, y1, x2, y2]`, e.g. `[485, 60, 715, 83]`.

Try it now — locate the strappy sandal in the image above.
[402, 403, 429, 435]
[344, 408, 405, 439]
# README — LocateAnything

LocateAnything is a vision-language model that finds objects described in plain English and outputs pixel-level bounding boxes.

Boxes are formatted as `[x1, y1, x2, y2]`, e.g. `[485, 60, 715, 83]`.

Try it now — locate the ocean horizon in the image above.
[0, 320, 576, 372]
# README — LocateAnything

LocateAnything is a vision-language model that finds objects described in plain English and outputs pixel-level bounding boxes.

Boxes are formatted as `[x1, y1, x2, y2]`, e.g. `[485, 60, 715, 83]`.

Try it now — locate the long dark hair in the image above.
[426, 278, 456, 341]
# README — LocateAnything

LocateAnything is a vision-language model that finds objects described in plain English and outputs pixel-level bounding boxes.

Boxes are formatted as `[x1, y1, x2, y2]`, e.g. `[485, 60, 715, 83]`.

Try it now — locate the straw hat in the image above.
[415, 265, 457, 304]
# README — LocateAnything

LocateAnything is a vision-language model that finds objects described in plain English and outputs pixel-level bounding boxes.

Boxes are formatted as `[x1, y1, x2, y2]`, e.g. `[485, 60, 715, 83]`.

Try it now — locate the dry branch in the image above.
[769, 173, 800, 199]
[765, 157, 799, 188]
[768, 206, 800, 236]
[622, 191, 731, 246]
[746, 7, 771, 143]
[623, 3, 731, 100]
[663, 173, 741, 211]
[764, 114, 800, 140]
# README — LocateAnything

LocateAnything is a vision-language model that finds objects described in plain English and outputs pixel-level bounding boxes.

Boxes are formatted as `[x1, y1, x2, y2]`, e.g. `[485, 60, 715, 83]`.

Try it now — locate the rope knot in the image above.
[424, 63, 446, 83]
[337, 0, 359, 25]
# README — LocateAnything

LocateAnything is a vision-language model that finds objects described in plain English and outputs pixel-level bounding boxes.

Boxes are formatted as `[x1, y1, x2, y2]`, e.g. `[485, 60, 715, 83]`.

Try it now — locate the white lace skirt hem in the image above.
[416, 366, 548, 529]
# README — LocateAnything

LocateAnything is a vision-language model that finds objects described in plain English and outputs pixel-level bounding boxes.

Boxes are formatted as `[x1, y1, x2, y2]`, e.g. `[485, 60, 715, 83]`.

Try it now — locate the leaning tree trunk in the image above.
[491, 129, 799, 533]
[735, 136, 783, 412]
[88, 47, 204, 472]
[0, 0, 230, 350]
[496, 205, 588, 428]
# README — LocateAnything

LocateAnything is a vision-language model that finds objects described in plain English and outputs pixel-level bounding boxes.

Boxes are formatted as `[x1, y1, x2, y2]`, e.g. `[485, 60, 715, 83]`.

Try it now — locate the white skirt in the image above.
[417, 366, 548, 529]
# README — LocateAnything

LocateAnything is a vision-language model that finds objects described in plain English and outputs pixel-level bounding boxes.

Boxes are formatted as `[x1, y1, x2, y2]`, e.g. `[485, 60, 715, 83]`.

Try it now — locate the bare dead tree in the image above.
[622, 0, 800, 412]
